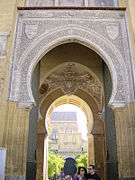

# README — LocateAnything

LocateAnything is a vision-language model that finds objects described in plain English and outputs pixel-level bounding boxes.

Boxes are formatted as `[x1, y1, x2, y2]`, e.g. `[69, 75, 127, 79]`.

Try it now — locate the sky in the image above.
[53, 104, 87, 140]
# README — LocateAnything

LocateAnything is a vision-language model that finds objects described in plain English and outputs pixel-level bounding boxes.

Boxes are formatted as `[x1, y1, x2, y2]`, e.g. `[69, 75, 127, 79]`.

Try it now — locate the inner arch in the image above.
[46, 95, 94, 134]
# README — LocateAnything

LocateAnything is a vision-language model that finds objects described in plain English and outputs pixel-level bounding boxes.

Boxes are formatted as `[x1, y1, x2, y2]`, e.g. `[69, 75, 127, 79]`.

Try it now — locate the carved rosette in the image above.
[8, 10, 135, 108]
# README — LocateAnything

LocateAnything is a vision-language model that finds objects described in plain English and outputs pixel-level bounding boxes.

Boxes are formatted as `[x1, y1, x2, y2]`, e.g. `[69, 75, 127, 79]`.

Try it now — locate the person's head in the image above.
[78, 167, 87, 177]
[88, 165, 95, 175]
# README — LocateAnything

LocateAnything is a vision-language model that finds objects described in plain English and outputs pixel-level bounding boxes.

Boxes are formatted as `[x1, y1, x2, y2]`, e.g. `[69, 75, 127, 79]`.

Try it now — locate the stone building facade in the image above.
[49, 112, 87, 158]
[0, 0, 135, 180]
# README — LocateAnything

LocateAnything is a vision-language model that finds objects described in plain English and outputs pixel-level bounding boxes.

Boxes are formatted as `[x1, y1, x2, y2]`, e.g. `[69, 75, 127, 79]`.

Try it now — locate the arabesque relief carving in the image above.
[39, 63, 103, 109]
[8, 10, 135, 108]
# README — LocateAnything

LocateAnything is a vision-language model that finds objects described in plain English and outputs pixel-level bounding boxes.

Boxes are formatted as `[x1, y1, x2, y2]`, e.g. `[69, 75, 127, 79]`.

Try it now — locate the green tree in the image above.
[48, 151, 65, 177]
[75, 153, 88, 169]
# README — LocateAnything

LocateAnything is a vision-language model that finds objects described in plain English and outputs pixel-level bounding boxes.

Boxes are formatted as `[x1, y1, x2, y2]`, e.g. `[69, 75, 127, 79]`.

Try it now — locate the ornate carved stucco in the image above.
[8, 9, 135, 108]
[39, 63, 103, 110]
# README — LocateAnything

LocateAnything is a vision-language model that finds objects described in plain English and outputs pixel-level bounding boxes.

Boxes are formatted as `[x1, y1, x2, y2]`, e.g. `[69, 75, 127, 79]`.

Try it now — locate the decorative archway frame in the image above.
[8, 9, 135, 109]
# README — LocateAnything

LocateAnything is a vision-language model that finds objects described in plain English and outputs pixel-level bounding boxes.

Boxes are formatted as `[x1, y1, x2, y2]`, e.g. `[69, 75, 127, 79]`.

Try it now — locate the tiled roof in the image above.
[51, 112, 77, 121]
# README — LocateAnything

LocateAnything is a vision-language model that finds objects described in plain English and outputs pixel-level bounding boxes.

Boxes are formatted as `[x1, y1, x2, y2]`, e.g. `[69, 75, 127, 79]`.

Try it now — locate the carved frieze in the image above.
[8, 10, 135, 108]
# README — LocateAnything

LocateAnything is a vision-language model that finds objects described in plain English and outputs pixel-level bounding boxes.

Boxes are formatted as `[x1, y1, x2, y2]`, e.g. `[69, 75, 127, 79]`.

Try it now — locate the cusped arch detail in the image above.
[9, 25, 129, 109]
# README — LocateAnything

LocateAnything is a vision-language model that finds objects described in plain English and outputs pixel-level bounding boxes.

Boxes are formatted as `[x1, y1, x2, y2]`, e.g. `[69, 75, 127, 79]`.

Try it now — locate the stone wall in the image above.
[103, 62, 119, 180]
[114, 103, 135, 179]
[26, 64, 40, 180]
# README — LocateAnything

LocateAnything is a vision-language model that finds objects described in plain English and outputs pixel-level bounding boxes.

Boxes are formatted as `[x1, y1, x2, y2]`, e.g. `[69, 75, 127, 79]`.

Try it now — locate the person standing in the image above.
[87, 165, 101, 180]
[60, 168, 65, 180]
[74, 167, 87, 180]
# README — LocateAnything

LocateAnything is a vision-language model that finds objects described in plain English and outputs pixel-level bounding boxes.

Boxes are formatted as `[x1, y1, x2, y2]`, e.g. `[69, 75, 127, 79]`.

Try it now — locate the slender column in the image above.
[87, 134, 95, 165]
[43, 137, 49, 180]
[55, 0, 59, 6]
[84, 0, 89, 7]
[36, 119, 47, 180]
[92, 119, 106, 180]
[94, 133, 106, 180]
[114, 103, 135, 179]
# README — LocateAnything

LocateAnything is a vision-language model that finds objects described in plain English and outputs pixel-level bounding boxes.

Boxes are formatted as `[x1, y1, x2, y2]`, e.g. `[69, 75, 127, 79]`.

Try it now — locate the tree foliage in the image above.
[75, 153, 88, 169]
[48, 151, 65, 177]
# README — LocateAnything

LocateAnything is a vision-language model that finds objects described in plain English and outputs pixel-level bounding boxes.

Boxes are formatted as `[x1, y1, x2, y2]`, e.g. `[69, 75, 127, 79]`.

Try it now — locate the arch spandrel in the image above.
[8, 10, 135, 109]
